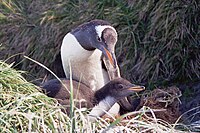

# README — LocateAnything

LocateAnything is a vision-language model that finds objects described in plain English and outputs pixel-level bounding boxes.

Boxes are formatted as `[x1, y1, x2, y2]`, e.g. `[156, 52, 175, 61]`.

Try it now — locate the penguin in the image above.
[40, 78, 145, 120]
[61, 19, 118, 91]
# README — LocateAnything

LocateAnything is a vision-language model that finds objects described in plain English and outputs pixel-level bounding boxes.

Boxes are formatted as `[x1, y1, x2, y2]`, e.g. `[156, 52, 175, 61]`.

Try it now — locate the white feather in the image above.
[61, 33, 109, 91]
[95, 25, 117, 38]
[88, 96, 116, 122]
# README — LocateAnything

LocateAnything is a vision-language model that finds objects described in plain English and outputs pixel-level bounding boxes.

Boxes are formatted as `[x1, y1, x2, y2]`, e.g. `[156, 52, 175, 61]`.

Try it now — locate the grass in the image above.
[0, 0, 199, 88]
[0, 60, 195, 132]
[0, 60, 69, 132]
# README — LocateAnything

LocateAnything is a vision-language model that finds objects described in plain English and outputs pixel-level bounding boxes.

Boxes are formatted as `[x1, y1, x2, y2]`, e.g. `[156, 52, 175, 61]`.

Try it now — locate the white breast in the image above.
[88, 96, 116, 122]
[61, 33, 109, 91]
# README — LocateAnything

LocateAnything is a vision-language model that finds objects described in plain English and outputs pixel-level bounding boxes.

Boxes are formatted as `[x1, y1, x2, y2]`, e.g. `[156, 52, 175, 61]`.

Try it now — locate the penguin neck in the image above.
[61, 33, 109, 91]
[88, 85, 118, 121]
[89, 96, 116, 121]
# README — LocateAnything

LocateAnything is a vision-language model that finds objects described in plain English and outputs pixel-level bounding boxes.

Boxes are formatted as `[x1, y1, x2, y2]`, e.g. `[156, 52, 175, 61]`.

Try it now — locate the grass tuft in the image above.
[0, 60, 70, 132]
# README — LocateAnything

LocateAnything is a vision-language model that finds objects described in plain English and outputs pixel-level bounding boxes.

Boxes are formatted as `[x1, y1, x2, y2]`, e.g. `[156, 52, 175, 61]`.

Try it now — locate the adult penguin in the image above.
[61, 20, 119, 91]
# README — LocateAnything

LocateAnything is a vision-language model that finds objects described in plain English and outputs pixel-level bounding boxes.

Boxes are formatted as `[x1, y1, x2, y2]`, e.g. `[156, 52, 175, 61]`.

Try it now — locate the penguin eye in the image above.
[118, 84, 124, 89]
[97, 36, 102, 42]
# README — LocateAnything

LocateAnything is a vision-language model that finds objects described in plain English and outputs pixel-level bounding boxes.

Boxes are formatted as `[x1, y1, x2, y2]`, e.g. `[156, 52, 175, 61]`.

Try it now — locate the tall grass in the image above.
[0, 60, 69, 132]
[121, 0, 200, 86]
[0, 0, 199, 87]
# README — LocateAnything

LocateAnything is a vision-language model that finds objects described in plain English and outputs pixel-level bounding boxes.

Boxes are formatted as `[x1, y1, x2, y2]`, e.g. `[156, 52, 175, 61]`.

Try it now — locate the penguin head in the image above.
[71, 19, 118, 67]
[95, 78, 145, 102]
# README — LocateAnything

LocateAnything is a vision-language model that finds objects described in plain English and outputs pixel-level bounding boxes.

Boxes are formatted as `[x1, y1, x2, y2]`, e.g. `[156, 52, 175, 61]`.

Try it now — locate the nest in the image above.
[137, 86, 182, 124]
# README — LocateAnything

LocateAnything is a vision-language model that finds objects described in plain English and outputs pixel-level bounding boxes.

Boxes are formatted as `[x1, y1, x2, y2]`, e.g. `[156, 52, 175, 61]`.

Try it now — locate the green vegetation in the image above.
[0, 61, 67, 132]
[0, 0, 199, 87]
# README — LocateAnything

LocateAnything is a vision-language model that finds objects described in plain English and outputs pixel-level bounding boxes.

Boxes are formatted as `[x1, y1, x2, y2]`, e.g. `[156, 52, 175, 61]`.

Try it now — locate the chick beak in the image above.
[128, 85, 145, 92]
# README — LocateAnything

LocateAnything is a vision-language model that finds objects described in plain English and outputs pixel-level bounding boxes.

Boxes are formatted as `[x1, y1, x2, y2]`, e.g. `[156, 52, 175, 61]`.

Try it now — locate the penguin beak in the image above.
[128, 85, 145, 92]
[102, 47, 116, 67]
